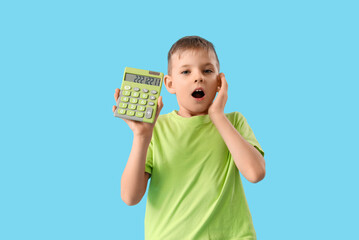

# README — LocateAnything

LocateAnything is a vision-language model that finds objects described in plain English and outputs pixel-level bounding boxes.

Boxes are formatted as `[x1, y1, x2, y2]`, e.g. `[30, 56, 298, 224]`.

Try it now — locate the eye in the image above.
[204, 69, 213, 73]
[181, 70, 190, 74]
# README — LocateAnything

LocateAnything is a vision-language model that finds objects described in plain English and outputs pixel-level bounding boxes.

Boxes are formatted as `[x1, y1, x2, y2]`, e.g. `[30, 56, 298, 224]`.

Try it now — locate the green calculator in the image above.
[114, 67, 164, 123]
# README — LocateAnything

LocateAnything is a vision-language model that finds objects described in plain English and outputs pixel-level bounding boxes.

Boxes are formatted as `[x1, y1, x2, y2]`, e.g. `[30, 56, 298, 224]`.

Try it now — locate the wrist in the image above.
[209, 111, 226, 122]
[133, 133, 152, 143]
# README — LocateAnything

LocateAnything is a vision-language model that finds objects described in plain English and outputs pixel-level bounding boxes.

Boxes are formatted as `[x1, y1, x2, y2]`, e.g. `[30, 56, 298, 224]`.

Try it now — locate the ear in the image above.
[164, 75, 176, 94]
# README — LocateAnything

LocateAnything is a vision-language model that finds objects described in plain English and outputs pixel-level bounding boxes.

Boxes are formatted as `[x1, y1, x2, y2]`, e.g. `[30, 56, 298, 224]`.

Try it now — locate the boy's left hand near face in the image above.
[208, 73, 228, 117]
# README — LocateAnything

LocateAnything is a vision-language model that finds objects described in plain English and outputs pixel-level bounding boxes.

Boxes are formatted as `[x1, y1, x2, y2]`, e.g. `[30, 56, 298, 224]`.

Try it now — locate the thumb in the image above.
[158, 96, 164, 112]
[154, 96, 164, 122]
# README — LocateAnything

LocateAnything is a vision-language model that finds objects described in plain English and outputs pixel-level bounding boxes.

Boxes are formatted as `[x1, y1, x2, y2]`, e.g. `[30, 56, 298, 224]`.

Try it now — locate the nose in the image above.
[194, 70, 204, 83]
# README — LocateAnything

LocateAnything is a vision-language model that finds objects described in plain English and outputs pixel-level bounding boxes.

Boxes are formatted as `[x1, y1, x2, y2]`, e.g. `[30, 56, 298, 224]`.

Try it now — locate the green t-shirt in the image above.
[145, 110, 264, 240]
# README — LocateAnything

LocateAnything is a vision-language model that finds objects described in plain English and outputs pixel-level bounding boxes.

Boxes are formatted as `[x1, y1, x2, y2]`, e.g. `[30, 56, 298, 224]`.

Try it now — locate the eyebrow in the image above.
[179, 63, 215, 68]
[180, 64, 191, 68]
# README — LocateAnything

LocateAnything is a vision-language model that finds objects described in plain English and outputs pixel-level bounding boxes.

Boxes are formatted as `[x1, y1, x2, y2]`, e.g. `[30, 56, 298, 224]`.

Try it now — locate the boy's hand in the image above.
[112, 88, 164, 137]
[208, 73, 228, 118]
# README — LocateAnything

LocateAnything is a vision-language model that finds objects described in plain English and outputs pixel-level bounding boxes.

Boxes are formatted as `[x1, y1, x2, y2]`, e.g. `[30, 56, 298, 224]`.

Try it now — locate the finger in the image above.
[114, 88, 120, 101]
[156, 96, 164, 115]
[154, 96, 164, 121]
[219, 73, 228, 92]
[112, 105, 116, 113]
[158, 96, 164, 112]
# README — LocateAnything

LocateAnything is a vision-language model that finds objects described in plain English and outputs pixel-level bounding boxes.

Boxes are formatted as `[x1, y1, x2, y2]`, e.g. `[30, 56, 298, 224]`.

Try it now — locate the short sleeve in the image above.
[232, 112, 265, 157]
[145, 137, 154, 177]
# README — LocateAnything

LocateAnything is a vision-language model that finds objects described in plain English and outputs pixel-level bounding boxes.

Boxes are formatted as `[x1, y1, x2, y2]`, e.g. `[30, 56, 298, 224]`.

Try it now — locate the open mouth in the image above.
[192, 88, 205, 99]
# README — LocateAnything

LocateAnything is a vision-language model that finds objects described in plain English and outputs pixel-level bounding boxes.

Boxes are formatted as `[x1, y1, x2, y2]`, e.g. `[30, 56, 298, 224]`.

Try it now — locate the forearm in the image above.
[210, 113, 265, 183]
[121, 134, 151, 205]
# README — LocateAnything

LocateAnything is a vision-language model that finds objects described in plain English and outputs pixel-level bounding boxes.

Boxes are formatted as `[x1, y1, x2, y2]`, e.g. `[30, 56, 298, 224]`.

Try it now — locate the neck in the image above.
[177, 108, 208, 118]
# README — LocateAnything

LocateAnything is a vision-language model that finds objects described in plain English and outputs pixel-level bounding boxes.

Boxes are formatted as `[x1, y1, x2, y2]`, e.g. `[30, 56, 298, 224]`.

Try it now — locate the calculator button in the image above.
[142, 89, 149, 93]
[149, 102, 155, 106]
[122, 91, 131, 96]
[118, 109, 126, 115]
[124, 85, 131, 90]
[139, 100, 147, 105]
[151, 90, 157, 94]
[130, 98, 138, 104]
[145, 107, 153, 119]
[136, 112, 144, 118]
[138, 106, 145, 111]
[121, 97, 129, 102]
[132, 92, 140, 97]
[127, 110, 135, 116]
[129, 104, 137, 110]
[119, 103, 128, 108]
[133, 87, 140, 91]
[149, 96, 156, 100]
[140, 93, 149, 99]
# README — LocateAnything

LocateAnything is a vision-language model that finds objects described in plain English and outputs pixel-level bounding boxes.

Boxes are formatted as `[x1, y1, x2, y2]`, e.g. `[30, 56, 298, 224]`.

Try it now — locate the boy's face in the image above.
[164, 48, 221, 117]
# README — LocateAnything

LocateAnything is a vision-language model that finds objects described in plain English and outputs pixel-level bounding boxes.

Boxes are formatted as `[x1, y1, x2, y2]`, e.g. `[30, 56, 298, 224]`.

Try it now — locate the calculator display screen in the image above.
[125, 73, 161, 86]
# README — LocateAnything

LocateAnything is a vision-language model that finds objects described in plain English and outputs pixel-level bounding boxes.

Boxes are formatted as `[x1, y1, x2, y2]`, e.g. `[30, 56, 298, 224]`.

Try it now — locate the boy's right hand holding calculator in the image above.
[112, 88, 164, 137]
[112, 67, 164, 136]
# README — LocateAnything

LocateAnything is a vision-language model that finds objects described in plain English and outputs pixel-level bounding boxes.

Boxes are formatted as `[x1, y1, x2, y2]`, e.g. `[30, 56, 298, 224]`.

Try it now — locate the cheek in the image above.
[206, 88, 217, 101]
[209, 80, 219, 93]
[176, 85, 189, 97]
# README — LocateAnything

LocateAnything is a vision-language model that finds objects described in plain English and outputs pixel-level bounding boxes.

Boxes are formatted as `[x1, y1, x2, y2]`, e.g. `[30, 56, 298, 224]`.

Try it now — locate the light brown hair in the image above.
[167, 36, 220, 75]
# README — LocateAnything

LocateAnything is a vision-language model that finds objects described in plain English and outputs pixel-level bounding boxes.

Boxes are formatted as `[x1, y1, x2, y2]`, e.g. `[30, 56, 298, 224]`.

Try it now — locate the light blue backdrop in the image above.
[1, 0, 358, 239]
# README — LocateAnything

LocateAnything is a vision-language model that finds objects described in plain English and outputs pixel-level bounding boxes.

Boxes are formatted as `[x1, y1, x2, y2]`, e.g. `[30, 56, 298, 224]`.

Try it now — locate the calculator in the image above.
[114, 67, 164, 123]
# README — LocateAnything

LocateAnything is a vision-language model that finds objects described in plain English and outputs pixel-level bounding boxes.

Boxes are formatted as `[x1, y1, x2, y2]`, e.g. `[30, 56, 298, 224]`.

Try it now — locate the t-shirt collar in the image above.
[169, 110, 212, 125]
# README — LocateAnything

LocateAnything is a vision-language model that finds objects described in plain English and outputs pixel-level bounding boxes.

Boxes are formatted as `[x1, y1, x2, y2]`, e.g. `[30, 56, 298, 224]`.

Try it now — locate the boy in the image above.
[113, 36, 265, 240]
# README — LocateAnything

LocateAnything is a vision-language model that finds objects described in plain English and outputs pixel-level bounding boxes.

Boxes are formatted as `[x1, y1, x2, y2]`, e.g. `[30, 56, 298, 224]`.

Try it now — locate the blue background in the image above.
[1, 0, 358, 239]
